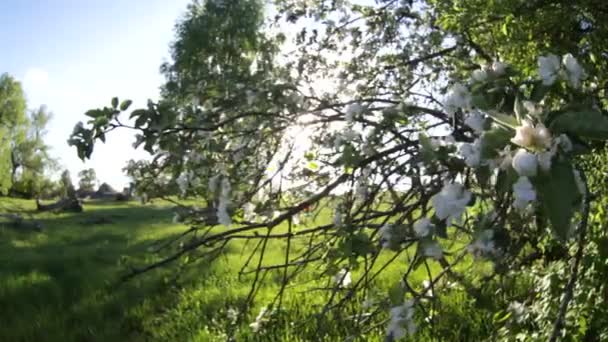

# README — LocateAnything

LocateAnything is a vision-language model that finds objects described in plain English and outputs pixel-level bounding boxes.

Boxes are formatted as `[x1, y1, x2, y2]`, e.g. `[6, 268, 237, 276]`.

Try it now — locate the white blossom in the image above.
[537, 148, 555, 172]
[342, 128, 359, 142]
[467, 229, 496, 257]
[379, 223, 393, 248]
[535, 123, 552, 148]
[345, 103, 363, 123]
[471, 69, 488, 82]
[508, 301, 526, 323]
[333, 134, 344, 149]
[562, 53, 586, 88]
[523, 101, 542, 116]
[292, 214, 301, 225]
[512, 149, 538, 177]
[243, 202, 256, 221]
[413, 217, 432, 237]
[334, 269, 352, 288]
[492, 61, 507, 75]
[421, 280, 434, 297]
[249, 306, 269, 333]
[387, 301, 416, 339]
[513, 176, 536, 210]
[217, 177, 232, 226]
[538, 54, 561, 85]
[459, 138, 483, 168]
[431, 182, 472, 225]
[443, 83, 472, 117]
[511, 120, 536, 148]
[464, 111, 486, 133]
[227, 308, 239, 324]
[511, 120, 551, 150]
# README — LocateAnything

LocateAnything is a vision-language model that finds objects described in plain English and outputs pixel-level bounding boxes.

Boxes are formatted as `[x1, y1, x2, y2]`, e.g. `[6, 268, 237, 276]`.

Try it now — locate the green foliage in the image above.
[65, 0, 608, 340]
[78, 168, 98, 192]
[550, 111, 608, 140]
[60, 170, 76, 198]
[10, 105, 56, 198]
[0, 73, 28, 194]
[161, 0, 270, 104]
[533, 160, 582, 240]
[480, 127, 513, 159]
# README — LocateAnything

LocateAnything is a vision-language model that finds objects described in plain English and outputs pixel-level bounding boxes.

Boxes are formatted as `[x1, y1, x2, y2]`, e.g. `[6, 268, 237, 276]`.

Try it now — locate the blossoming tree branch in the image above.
[66, 0, 608, 340]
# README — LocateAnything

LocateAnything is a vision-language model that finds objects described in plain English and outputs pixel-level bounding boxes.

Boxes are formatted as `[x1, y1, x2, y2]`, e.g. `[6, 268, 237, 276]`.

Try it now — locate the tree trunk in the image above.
[36, 198, 83, 213]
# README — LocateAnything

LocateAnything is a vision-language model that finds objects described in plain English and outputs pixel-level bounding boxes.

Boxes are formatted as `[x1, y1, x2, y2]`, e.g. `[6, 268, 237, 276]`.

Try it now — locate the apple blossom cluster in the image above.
[387, 300, 416, 339]
[345, 102, 363, 123]
[444, 62, 507, 117]
[377, 55, 590, 338]
[400, 54, 588, 260]
[378, 223, 394, 249]
[538, 53, 586, 88]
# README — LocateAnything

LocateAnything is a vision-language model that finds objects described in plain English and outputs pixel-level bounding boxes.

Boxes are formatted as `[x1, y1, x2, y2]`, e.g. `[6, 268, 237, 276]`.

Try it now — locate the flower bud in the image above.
[511, 120, 536, 148]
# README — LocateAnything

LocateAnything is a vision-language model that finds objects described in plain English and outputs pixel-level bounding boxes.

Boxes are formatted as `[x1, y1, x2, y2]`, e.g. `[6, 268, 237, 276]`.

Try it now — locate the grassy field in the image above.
[0, 197, 496, 341]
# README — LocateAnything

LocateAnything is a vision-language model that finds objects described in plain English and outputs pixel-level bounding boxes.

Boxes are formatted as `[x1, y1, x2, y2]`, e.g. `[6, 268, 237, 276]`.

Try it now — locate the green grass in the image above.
[0, 197, 498, 341]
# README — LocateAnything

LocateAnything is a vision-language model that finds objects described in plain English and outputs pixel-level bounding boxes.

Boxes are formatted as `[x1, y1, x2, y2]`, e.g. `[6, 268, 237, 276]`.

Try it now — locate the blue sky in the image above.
[1, 0, 190, 188]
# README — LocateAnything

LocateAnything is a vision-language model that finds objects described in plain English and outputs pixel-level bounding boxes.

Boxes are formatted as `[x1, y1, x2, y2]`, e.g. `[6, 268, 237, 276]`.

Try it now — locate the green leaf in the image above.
[501, 22, 508, 36]
[111, 97, 119, 109]
[550, 111, 608, 140]
[119, 99, 133, 111]
[480, 127, 513, 159]
[135, 115, 148, 128]
[129, 109, 148, 119]
[84, 109, 103, 118]
[475, 166, 491, 187]
[485, 111, 519, 129]
[77, 146, 85, 161]
[472, 94, 492, 111]
[419, 133, 436, 163]
[94, 117, 109, 126]
[496, 167, 518, 195]
[533, 160, 582, 240]
[388, 282, 405, 305]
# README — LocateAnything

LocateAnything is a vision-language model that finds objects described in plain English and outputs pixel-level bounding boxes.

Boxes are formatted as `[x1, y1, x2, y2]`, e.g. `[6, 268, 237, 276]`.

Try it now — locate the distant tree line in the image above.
[0, 73, 60, 198]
